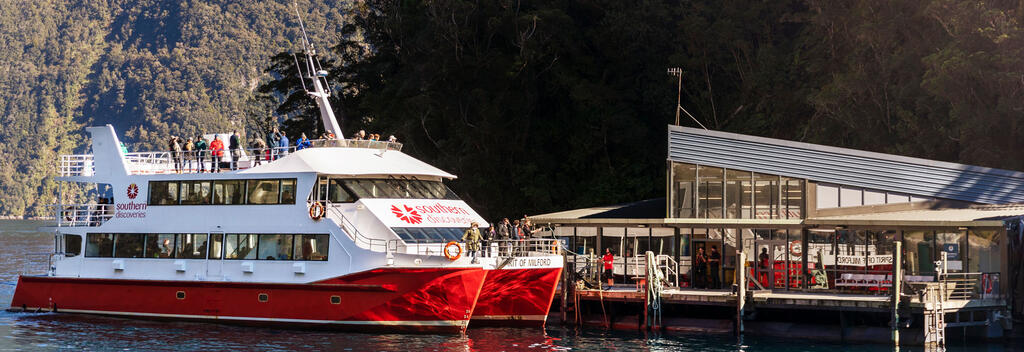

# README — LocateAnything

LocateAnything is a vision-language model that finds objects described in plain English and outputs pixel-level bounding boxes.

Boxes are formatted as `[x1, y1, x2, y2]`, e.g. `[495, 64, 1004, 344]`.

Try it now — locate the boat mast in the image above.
[294, 3, 345, 139]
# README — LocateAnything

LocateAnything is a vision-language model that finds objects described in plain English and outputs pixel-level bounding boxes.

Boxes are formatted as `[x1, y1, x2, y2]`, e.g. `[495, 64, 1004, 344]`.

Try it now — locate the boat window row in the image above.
[317, 178, 458, 202]
[149, 178, 297, 205]
[391, 227, 467, 243]
[84, 233, 329, 261]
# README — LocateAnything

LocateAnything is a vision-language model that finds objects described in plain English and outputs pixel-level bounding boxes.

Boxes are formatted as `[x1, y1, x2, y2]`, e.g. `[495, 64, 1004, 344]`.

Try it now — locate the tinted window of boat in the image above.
[179, 181, 212, 205]
[225, 234, 258, 260]
[280, 179, 296, 204]
[64, 234, 82, 257]
[327, 179, 356, 203]
[212, 180, 245, 205]
[114, 234, 145, 258]
[145, 234, 176, 258]
[246, 179, 280, 204]
[341, 179, 459, 200]
[175, 234, 208, 259]
[258, 234, 293, 260]
[149, 181, 179, 205]
[209, 233, 224, 259]
[293, 234, 328, 260]
[85, 233, 113, 257]
[391, 228, 470, 243]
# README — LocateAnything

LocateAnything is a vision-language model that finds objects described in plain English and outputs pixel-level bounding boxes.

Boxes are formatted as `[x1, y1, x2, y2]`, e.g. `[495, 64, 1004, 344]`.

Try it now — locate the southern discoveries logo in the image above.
[116, 183, 147, 219]
[390, 203, 475, 225]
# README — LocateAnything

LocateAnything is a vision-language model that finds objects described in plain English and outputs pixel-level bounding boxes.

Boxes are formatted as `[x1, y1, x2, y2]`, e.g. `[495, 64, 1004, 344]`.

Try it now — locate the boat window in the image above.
[175, 234, 208, 259]
[247, 179, 281, 204]
[294, 234, 329, 261]
[281, 179, 296, 204]
[180, 181, 212, 205]
[225, 234, 258, 260]
[258, 234, 294, 260]
[65, 235, 82, 257]
[149, 181, 179, 205]
[145, 234, 176, 258]
[114, 234, 145, 258]
[213, 180, 245, 205]
[209, 233, 223, 259]
[391, 228, 470, 243]
[340, 179, 460, 200]
[85, 233, 113, 257]
[328, 179, 356, 203]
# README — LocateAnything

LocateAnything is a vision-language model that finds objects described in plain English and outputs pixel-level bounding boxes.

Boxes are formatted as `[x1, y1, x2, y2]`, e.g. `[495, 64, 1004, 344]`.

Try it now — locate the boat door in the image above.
[206, 232, 224, 279]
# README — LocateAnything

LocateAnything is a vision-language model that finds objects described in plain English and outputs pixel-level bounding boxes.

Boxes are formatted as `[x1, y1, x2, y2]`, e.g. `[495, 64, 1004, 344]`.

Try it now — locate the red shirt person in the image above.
[602, 248, 615, 286]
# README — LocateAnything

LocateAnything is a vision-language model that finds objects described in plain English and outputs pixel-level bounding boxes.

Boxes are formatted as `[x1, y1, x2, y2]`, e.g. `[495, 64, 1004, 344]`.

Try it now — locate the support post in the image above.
[737, 251, 746, 336]
[891, 241, 902, 346]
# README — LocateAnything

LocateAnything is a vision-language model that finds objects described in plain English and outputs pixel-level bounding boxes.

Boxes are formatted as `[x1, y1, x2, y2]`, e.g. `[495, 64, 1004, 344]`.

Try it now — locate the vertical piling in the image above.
[737, 251, 745, 336]
[891, 241, 902, 346]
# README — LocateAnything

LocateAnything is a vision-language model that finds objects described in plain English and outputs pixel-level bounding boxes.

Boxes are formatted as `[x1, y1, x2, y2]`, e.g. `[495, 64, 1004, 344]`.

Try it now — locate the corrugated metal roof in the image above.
[806, 204, 1024, 227]
[668, 126, 1024, 204]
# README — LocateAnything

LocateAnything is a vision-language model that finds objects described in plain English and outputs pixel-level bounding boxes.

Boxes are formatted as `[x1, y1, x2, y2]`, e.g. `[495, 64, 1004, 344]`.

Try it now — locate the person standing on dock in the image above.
[694, 247, 707, 289]
[709, 245, 722, 289]
[194, 135, 208, 173]
[229, 131, 241, 170]
[603, 248, 615, 286]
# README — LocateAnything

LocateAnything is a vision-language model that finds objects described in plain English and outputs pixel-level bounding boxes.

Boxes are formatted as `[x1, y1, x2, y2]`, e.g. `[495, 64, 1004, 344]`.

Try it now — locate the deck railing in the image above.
[49, 204, 113, 227]
[321, 202, 396, 253]
[58, 138, 403, 176]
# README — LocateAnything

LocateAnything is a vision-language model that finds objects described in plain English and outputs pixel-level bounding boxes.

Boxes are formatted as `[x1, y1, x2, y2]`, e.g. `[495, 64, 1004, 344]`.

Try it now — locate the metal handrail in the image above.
[48, 204, 113, 227]
[59, 154, 95, 177]
[320, 202, 394, 253]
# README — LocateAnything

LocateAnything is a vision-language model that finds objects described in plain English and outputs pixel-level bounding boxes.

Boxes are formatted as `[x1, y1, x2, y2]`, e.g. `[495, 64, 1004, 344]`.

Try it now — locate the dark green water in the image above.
[0, 220, 1019, 351]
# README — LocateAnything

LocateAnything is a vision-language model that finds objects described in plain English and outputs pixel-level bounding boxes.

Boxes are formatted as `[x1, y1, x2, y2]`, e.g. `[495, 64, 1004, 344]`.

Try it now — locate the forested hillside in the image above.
[1, 0, 1023, 219]
[0, 0, 354, 216]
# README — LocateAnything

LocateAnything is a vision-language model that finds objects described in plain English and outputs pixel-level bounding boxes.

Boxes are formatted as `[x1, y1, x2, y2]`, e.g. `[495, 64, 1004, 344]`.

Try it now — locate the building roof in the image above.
[806, 204, 1024, 227]
[668, 126, 1024, 204]
[241, 147, 456, 179]
[532, 198, 666, 219]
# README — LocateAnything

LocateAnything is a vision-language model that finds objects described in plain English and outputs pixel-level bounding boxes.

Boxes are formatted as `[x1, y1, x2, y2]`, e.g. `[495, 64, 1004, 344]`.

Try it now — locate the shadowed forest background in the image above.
[1, 0, 1023, 219]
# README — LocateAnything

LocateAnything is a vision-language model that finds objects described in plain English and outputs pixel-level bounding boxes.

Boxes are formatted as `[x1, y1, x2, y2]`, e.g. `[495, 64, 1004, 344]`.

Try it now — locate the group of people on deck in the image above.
[459, 216, 542, 262]
[160, 128, 400, 173]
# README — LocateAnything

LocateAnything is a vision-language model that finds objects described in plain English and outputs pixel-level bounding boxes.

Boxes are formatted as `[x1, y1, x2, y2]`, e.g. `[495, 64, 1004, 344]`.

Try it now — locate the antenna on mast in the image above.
[291, 0, 345, 139]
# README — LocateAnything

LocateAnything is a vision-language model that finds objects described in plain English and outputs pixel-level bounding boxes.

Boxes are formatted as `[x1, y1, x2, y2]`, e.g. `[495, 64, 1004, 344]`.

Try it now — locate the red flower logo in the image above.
[391, 205, 422, 224]
[126, 183, 139, 199]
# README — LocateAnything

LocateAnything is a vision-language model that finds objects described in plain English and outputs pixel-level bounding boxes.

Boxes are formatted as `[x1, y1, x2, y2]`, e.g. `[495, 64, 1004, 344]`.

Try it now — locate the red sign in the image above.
[126, 183, 139, 199]
[391, 205, 423, 224]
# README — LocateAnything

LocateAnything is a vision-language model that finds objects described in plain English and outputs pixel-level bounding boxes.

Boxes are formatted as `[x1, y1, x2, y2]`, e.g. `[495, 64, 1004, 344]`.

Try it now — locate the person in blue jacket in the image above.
[278, 132, 290, 158]
[296, 133, 312, 150]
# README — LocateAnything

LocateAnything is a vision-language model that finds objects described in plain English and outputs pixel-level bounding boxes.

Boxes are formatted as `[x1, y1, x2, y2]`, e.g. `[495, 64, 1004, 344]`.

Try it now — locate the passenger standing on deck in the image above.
[169, 136, 182, 173]
[268, 129, 281, 160]
[278, 132, 290, 158]
[758, 247, 770, 287]
[183, 137, 195, 172]
[251, 136, 267, 166]
[603, 248, 615, 286]
[709, 245, 722, 289]
[194, 135, 208, 173]
[497, 218, 510, 239]
[209, 135, 224, 173]
[694, 247, 707, 289]
[296, 133, 311, 150]
[462, 222, 482, 262]
[229, 131, 241, 170]
[354, 130, 366, 140]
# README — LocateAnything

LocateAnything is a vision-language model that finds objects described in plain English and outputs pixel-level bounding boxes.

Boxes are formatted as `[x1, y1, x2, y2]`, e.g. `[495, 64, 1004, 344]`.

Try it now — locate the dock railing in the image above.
[49, 204, 113, 227]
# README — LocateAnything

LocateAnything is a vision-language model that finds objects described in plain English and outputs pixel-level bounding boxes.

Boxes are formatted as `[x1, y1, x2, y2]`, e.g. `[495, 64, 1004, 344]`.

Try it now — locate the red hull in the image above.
[10, 267, 487, 334]
[470, 267, 562, 328]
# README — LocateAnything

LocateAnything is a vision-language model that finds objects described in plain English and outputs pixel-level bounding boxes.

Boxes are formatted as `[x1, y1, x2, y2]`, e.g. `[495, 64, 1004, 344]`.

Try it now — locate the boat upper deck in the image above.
[60, 138, 403, 177]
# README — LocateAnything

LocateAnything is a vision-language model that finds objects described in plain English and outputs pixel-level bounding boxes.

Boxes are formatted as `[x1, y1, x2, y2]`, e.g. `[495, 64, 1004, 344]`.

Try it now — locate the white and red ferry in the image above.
[9, 23, 562, 333]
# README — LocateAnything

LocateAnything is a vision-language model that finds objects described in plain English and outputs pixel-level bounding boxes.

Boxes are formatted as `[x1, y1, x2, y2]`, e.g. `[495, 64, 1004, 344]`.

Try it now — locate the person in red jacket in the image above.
[603, 248, 615, 286]
[209, 135, 225, 173]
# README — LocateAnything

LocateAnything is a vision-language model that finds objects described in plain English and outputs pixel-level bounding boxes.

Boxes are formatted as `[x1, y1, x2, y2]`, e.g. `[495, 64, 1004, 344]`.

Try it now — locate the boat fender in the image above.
[309, 202, 325, 221]
[444, 241, 462, 261]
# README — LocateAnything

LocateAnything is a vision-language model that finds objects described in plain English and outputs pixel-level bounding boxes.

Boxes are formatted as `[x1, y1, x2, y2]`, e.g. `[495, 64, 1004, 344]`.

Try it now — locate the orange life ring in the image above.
[789, 240, 803, 257]
[443, 241, 462, 261]
[309, 202, 325, 221]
